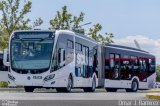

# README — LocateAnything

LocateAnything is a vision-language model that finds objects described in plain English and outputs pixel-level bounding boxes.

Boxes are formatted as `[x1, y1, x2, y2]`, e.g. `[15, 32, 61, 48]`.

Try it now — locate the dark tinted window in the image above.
[67, 40, 74, 49]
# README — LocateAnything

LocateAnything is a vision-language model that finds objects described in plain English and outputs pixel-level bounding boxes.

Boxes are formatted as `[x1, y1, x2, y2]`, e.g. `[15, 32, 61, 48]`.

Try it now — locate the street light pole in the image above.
[72, 22, 92, 34]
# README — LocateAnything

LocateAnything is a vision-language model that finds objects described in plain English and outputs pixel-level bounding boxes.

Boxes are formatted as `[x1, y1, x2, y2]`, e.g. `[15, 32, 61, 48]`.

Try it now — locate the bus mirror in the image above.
[3, 49, 10, 66]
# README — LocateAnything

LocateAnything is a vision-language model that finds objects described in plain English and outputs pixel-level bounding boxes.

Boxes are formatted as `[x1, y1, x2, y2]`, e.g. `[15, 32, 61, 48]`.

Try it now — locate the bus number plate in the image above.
[33, 76, 42, 79]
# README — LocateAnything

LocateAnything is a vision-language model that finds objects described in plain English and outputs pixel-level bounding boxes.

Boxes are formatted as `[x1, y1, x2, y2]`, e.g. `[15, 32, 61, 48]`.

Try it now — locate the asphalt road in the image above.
[0, 89, 159, 106]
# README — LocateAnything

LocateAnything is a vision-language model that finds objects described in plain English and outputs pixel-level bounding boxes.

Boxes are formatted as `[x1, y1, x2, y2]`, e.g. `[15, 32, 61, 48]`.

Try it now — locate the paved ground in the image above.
[0, 89, 159, 106]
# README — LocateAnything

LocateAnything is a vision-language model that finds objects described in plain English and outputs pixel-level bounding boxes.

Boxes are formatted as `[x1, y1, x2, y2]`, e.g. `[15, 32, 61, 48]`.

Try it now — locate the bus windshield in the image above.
[11, 32, 54, 70]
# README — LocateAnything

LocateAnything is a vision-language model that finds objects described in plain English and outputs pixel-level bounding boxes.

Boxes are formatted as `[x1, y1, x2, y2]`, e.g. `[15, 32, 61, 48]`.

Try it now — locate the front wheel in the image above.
[56, 75, 73, 92]
[83, 77, 96, 92]
[65, 75, 73, 92]
[126, 79, 139, 92]
[24, 86, 35, 92]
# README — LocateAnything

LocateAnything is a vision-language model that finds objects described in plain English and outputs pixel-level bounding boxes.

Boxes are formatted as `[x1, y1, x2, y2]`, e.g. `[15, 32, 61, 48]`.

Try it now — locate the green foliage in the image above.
[0, 29, 9, 50]
[50, 6, 113, 45]
[0, 3, 113, 49]
[88, 23, 114, 44]
[33, 18, 43, 28]
[0, 0, 43, 50]
[0, 81, 8, 88]
[49, 6, 72, 30]
[72, 12, 85, 33]
[156, 65, 160, 82]
[0, 0, 32, 35]
[49, 6, 85, 33]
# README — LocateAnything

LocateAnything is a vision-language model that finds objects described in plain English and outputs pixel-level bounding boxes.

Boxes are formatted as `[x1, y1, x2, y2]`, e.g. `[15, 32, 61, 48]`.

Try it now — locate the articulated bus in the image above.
[3, 30, 156, 92]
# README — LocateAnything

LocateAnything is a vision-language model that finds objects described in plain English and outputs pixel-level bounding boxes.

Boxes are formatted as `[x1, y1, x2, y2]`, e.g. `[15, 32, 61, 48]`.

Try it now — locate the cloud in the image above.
[113, 35, 160, 64]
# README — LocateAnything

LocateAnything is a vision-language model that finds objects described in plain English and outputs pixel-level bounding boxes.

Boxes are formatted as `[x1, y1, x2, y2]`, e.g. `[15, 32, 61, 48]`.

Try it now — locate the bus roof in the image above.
[105, 44, 156, 57]
[106, 44, 149, 53]
[75, 32, 98, 44]
[12, 30, 55, 33]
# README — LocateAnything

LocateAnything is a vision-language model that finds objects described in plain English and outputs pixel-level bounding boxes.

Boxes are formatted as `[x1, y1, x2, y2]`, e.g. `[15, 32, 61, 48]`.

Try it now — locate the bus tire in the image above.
[56, 88, 64, 92]
[105, 88, 117, 92]
[24, 86, 35, 92]
[63, 75, 73, 92]
[56, 75, 73, 92]
[126, 79, 139, 92]
[83, 77, 96, 92]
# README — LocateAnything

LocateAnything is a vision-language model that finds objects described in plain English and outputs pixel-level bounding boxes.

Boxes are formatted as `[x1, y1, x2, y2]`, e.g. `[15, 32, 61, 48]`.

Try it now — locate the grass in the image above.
[146, 93, 160, 100]
[0, 81, 8, 88]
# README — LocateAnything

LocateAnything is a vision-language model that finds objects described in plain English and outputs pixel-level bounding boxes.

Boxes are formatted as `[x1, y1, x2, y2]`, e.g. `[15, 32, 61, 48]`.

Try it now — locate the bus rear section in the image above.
[0, 51, 8, 82]
[103, 45, 156, 92]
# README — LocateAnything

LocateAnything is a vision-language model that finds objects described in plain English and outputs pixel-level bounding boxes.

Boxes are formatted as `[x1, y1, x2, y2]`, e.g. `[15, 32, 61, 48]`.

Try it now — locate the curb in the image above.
[146, 93, 160, 100]
[0, 88, 24, 91]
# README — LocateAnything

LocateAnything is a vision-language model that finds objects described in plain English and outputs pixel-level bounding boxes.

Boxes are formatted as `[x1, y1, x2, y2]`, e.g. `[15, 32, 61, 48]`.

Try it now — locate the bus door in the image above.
[109, 53, 121, 80]
[115, 54, 121, 80]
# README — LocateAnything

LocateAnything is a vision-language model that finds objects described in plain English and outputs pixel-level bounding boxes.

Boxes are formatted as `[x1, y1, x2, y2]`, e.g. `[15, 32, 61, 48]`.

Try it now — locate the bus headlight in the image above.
[8, 74, 15, 81]
[44, 74, 55, 81]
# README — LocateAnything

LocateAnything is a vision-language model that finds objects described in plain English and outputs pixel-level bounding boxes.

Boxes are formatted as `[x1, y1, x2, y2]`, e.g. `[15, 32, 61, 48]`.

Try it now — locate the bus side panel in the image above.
[0, 71, 8, 82]
[50, 33, 75, 87]
[74, 35, 98, 87]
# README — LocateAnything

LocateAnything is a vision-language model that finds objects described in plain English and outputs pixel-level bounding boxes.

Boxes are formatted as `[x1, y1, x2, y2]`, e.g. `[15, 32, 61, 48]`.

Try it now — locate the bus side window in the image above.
[58, 48, 65, 67]
[63, 50, 65, 61]
[143, 59, 146, 71]
[121, 55, 130, 69]
[139, 58, 142, 71]
[105, 58, 110, 70]
[148, 59, 152, 72]
[130, 56, 138, 70]
[109, 53, 115, 69]
[115, 54, 120, 69]
[115, 54, 120, 79]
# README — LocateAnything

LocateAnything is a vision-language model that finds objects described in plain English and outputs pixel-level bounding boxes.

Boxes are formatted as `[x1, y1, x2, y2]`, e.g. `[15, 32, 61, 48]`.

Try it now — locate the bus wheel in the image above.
[56, 88, 64, 92]
[105, 88, 117, 92]
[56, 75, 73, 92]
[83, 77, 96, 92]
[126, 79, 138, 92]
[64, 75, 73, 92]
[24, 86, 35, 92]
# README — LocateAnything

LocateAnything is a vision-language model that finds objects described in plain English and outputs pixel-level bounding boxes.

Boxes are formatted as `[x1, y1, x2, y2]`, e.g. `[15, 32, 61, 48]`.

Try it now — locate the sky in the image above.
[1, 0, 160, 63]
[29, 0, 160, 64]
[29, 0, 160, 38]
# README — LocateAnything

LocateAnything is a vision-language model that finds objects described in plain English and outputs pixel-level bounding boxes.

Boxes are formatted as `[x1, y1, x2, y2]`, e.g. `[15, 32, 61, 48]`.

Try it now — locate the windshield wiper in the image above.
[39, 37, 50, 42]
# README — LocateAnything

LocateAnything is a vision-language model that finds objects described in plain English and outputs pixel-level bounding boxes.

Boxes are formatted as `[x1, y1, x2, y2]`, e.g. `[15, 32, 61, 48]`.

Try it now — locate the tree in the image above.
[156, 65, 160, 82]
[49, 6, 72, 30]
[0, 0, 43, 50]
[49, 6, 113, 45]
[88, 23, 114, 44]
[71, 12, 85, 34]
[0, 29, 8, 51]
[49, 6, 85, 33]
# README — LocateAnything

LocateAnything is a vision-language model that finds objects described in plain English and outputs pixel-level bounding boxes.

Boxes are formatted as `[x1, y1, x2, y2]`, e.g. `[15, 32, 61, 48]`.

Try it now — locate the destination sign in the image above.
[14, 32, 53, 39]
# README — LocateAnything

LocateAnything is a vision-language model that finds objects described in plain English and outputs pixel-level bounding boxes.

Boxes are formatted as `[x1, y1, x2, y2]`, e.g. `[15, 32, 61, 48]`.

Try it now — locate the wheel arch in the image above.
[69, 73, 74, 87]
[131, 76, 139, 89]
[92, 72, 98, 87]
